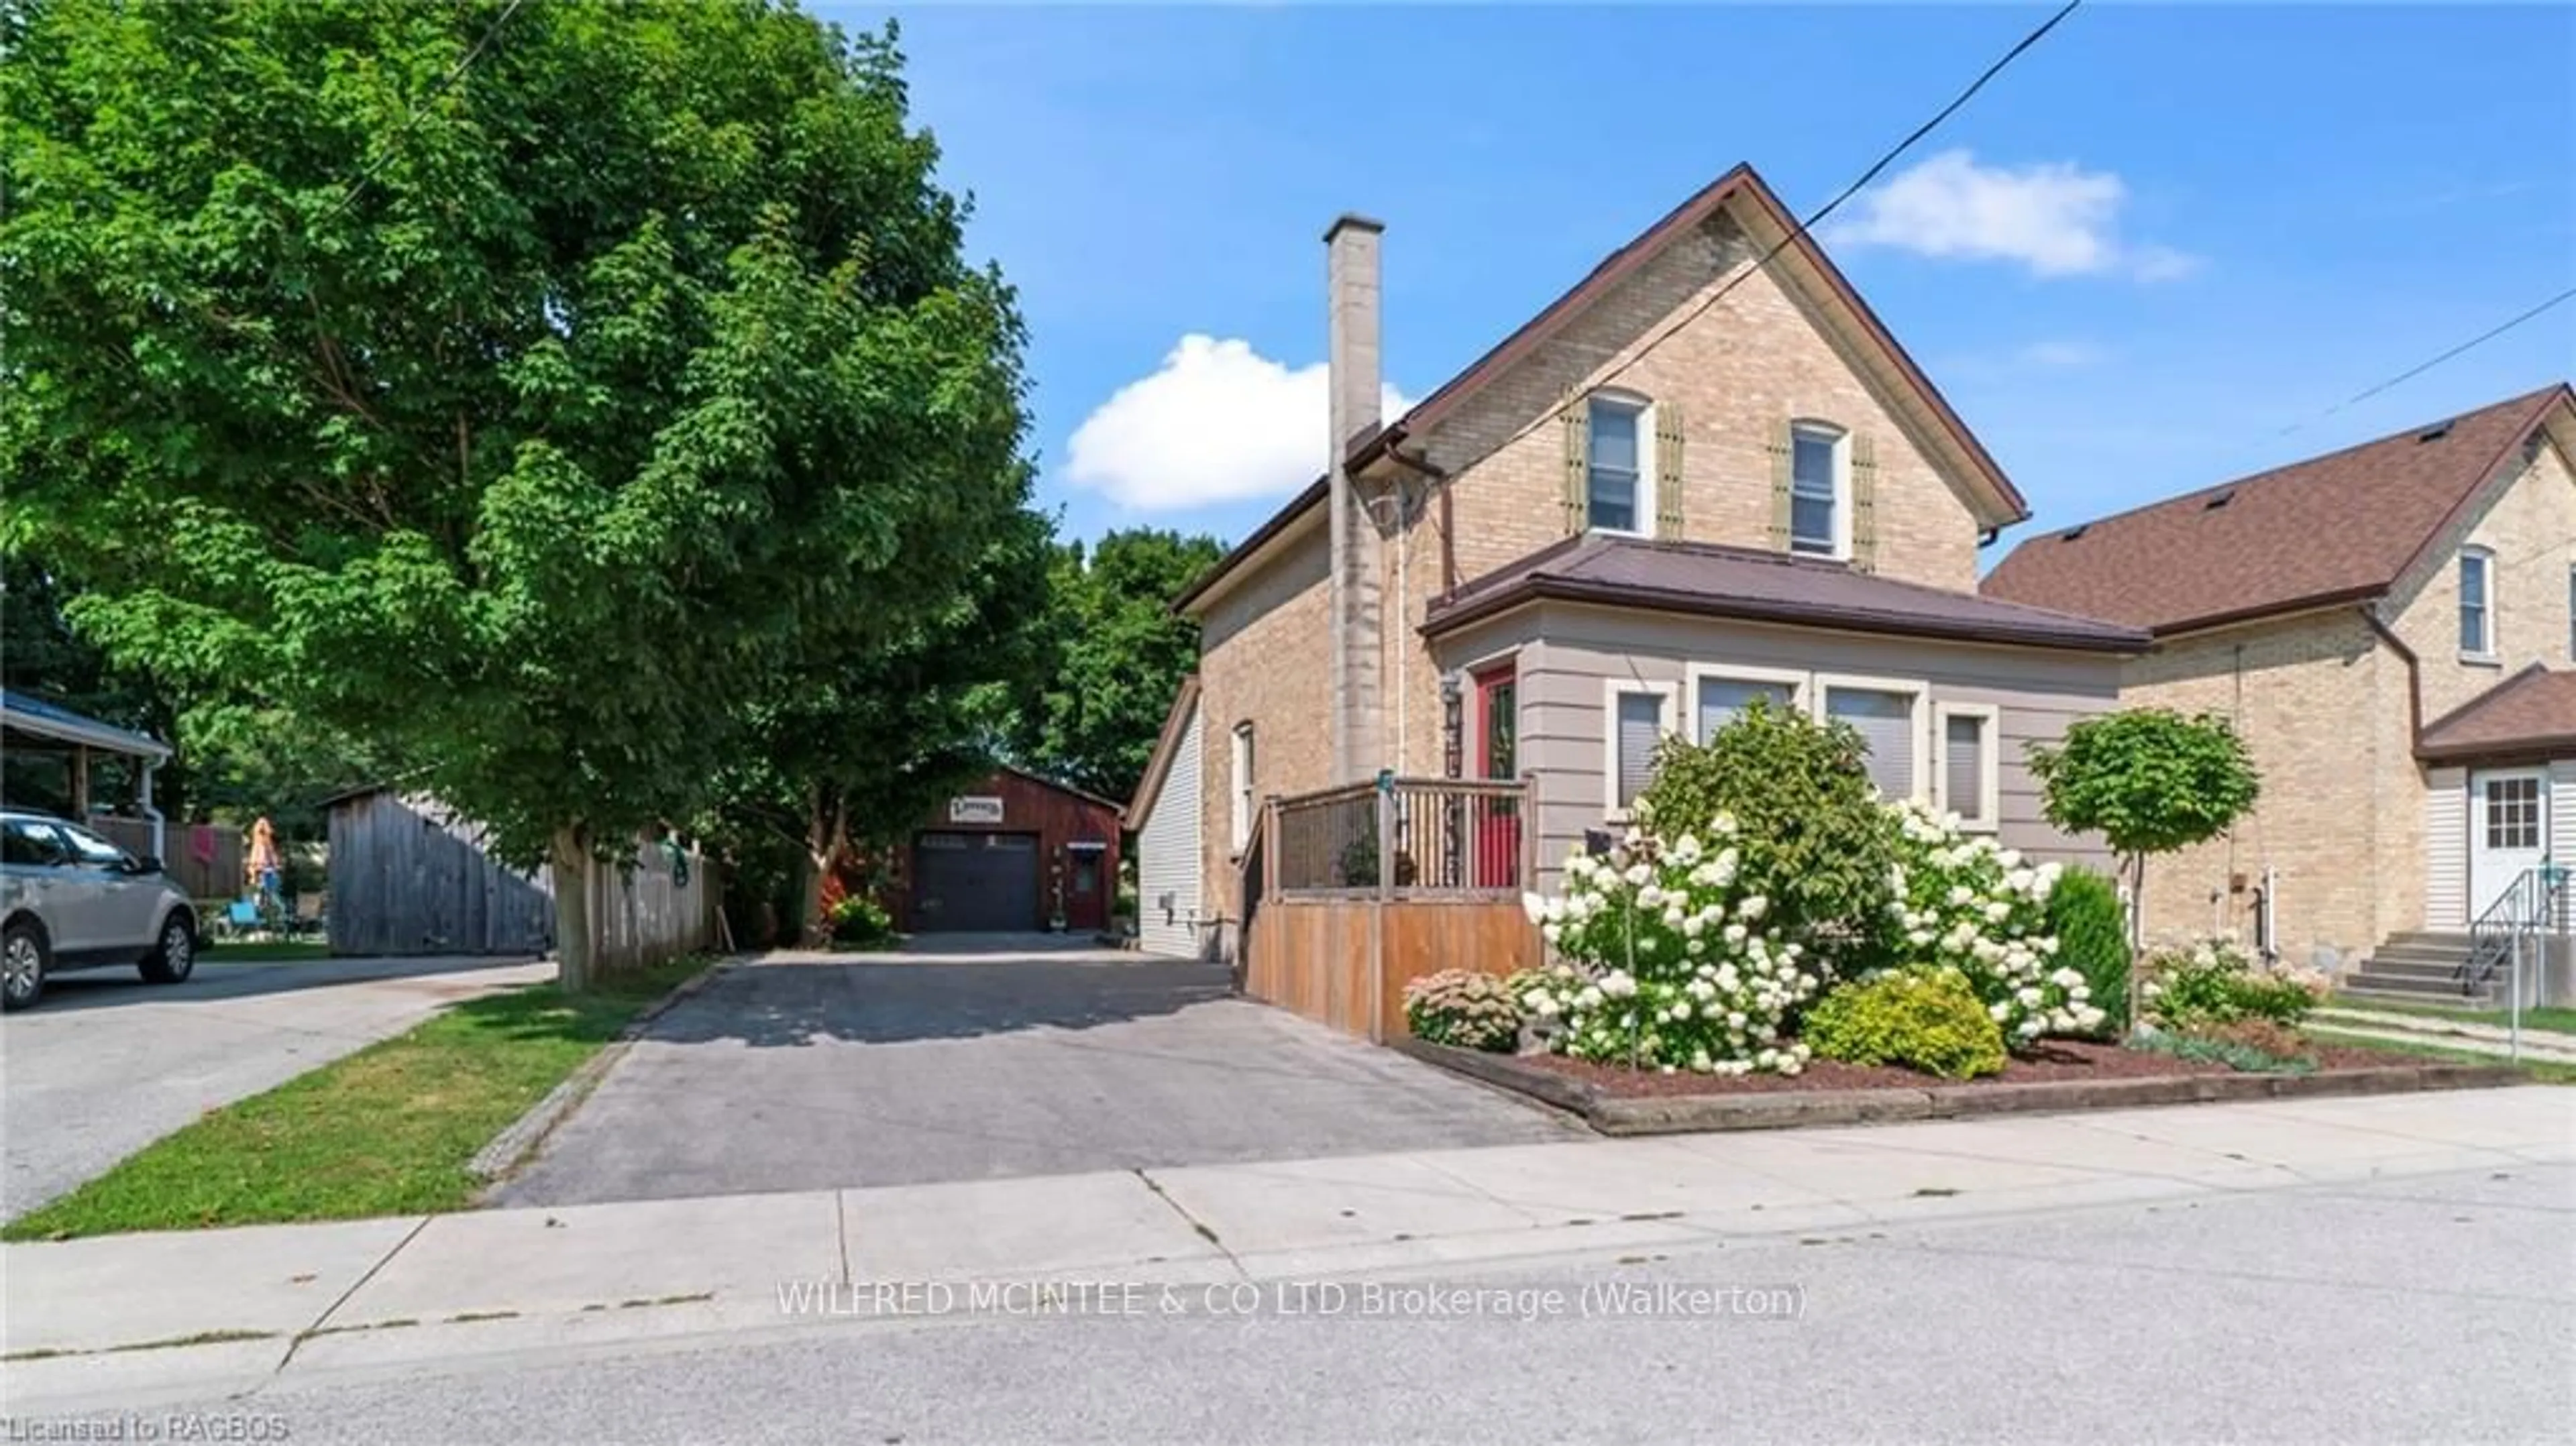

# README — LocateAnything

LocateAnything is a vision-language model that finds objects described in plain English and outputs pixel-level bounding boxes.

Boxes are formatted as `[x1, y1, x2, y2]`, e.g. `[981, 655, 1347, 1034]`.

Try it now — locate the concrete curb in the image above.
[1391, 1038, 2532, 1137]
[466, 954, 747, 1184]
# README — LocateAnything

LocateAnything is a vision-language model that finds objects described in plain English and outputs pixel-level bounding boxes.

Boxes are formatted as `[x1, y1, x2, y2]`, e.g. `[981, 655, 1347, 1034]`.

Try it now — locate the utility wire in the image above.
[318, 0, 528, 223]
[2273, 285, 2576, 438]
[1427, 0, 2085, 476]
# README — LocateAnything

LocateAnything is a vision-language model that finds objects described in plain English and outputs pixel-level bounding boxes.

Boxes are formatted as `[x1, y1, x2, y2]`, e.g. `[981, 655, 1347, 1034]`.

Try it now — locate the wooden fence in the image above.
[90, 816, 244, 903]
[327, 789, 717, 966]
[1242, 776, 1540, 1041]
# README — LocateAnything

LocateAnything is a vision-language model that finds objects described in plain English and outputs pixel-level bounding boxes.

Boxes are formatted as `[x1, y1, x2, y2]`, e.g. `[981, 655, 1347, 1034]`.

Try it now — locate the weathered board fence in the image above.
[90, 816, 244, 903]
[1242, 776, 1540, 1042]
[327, 788, 716, 966]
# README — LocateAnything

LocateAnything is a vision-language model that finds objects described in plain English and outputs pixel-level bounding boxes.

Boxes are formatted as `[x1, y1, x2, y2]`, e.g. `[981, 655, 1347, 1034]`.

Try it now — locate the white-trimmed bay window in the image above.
[1815, 673, 1927, 801]
[1587, 394, 1655, 535]
[1933, 702, 2001, 831]
[2459, 546, 2495, 657]
[1789, 422, 1847, 557]
[1686, 662, 1807, 744]
[1602, 679, 1678, 818]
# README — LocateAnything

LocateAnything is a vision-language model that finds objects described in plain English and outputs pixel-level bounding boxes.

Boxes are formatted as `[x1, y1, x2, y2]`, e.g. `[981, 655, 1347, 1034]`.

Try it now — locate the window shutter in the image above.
[1765, 420, 1794, 551]
[1849, 431, 1879, 572]
[1560, 399, 1590, 535]
[1654, 403, 1686, 540]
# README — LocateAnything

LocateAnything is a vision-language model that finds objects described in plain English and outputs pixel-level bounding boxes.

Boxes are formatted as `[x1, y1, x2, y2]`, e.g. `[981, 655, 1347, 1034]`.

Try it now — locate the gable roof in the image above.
[1174, 162, 2029, 616]
[991, 763, 1126, 817]
[2416, 665, 2576, 763]
[1983, 383, 2572, 636]
[1122, 675, 1201, 830]
[1422, 534, 2147, 653]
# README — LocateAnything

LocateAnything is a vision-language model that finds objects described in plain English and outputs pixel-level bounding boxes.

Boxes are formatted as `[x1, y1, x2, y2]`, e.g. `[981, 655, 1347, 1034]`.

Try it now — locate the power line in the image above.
[318, 0, 528, 223]
[1433, 0, 2085, 477]
[2273, 285, 2576, 438]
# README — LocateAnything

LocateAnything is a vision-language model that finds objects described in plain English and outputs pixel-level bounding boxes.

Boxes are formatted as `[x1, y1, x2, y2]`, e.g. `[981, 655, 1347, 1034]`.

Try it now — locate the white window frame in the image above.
[1601, 678, 1680, 820]
[2459, 545, 2496, 661]
[1684, 662, 1809, 744]
[1811, 671, 1929, 803]
[1933, 701, 2002, 832]
[1585, 392, 1658, 538]
[2565, 563, 2573, 662]
[1788, 420, 1849, 561]
[1229, 722, 1256, 856]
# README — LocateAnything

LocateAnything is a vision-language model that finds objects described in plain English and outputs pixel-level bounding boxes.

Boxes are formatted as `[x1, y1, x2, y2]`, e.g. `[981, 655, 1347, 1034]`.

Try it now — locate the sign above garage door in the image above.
[949, 795, 1005, 824]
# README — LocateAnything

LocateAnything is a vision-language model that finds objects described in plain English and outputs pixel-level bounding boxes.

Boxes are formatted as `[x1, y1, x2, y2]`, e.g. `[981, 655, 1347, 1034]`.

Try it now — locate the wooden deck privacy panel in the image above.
[1246, 775, 1542, 1042]
[1244, 897, 1538, 1040]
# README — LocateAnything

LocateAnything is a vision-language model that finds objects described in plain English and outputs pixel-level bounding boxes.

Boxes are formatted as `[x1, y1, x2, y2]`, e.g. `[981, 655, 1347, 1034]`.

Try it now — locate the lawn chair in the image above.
[221, 898, 264, 939]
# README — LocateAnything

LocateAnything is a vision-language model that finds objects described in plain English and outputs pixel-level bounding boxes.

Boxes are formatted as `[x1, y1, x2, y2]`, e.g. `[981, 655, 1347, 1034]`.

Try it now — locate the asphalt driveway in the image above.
[2, 953, 550, 1220]
[498, 937, 1577, 1207]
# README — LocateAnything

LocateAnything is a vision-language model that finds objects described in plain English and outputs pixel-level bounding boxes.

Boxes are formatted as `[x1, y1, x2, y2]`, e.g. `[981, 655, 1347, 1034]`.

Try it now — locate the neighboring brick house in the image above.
[1128, 163, 2149, 962]
[1983, 382, 2576, 977]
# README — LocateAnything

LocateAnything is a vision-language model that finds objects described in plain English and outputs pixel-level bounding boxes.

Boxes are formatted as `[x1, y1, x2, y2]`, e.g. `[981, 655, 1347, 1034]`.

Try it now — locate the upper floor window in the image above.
[1587, 396, 1650, 534]
[2459, 547, 2494, 657]
[1790, 423, 1846, 557]
[2566, 564, 2573, 661]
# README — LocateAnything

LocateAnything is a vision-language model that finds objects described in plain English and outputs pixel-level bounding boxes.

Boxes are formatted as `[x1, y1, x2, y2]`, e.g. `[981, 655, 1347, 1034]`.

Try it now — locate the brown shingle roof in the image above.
[1422, 535, 2149, 653]
[1981, 384, 2570, 635]
[2417, 666, 2576, 763]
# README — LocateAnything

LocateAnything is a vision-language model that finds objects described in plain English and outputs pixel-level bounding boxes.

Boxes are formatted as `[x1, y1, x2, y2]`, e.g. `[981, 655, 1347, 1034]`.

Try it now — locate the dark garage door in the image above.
[912, 832, 1041, 932]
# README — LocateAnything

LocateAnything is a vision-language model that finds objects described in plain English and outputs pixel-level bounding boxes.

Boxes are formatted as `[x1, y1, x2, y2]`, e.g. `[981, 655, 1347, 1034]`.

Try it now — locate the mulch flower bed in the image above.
[1516, 1038, 2420, 1098]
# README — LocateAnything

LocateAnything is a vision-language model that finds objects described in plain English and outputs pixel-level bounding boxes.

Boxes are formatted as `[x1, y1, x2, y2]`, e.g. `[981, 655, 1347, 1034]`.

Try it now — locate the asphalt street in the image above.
[81, 1160, 2576, 1445]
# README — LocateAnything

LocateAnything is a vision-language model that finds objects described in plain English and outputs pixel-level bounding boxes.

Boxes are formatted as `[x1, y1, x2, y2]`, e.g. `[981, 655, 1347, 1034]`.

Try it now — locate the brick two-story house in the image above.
[1128, 164, 2150, 962]
[1984, 382, 2575, 985]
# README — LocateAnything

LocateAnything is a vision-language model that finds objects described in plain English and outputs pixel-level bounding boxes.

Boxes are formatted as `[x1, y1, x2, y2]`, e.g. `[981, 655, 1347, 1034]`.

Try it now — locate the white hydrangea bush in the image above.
[1517, 816, 1822, 1076]
[1884, 799, 2104, 1044]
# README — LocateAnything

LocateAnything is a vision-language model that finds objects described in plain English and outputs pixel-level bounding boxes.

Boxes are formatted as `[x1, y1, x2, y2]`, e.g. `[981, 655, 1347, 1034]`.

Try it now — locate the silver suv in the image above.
[2, 810, 200, 1011]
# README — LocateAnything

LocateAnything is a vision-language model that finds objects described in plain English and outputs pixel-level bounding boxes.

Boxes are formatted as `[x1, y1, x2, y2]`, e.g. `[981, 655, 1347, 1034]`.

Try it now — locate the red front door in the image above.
[1474, 664, 1521, 888]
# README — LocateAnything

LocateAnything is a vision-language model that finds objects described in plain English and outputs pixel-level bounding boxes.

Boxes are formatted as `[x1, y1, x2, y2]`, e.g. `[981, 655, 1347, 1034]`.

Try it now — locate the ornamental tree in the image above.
[1, 3, 1033, 987]
[2025, 708, 2261, 972]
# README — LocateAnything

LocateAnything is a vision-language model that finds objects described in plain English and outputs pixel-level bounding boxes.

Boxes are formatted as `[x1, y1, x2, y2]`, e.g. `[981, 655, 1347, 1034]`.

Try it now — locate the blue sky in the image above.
[835, 3, 2575, 558]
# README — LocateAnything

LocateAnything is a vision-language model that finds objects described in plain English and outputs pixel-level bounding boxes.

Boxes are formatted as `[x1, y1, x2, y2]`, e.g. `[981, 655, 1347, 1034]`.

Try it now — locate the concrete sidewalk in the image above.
[5, 1087, 2569, 1416]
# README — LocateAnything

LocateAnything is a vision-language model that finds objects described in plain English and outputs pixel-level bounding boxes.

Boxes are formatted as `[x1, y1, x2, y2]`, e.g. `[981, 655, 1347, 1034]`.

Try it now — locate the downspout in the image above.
[1379, 436, 1454, 775]
[2361, 604, 2422, 948]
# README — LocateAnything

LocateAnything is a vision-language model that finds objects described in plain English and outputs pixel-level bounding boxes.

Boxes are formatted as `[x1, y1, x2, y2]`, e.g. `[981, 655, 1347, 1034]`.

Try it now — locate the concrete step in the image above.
[2336, 981, 2496, 1008]
[2377, 931, 2475, 950]
[2352, 957, 2479, 983]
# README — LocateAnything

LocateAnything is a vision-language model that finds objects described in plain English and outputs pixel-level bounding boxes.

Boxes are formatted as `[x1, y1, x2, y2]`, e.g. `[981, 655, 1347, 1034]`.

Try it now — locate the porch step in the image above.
[2376, 930, 2477, 952]
[2335, 979, 2495, 1007]
[2349, 957, 2478, 984]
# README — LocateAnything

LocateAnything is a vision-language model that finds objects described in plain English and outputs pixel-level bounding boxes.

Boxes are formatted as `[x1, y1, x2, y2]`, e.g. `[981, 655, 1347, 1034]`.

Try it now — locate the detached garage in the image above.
[887, 767, 1122, 934]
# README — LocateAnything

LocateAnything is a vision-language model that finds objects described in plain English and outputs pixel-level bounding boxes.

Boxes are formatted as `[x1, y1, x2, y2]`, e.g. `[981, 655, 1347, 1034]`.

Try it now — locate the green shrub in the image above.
[1803, 967, 2008, 1080]
[1637, 700, 1894, 958]
[2045, 867, 2131, 1036]
[1402, 968, 1523, 1052]
[2140, 937, 2318, 1031]
[826, 895, 895, 948]
[2135, 1023, 2316, 1076]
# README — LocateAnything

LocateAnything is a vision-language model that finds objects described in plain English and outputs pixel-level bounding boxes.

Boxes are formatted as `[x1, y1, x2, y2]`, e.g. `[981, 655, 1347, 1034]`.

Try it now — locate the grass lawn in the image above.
[2305, 1027, 2576, 1084]
[2, 956, 710, 1242]
[2324, 997, 2576, 1038]
[200, 938, 334, 963]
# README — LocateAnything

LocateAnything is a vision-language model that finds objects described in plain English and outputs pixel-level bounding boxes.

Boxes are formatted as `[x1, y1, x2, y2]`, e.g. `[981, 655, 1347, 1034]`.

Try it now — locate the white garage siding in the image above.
[1138, 697, 1205, 958]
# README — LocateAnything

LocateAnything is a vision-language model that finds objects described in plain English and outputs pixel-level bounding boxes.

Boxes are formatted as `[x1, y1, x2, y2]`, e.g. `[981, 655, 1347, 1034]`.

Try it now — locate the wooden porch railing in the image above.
[1246, 776, 1540, 1042]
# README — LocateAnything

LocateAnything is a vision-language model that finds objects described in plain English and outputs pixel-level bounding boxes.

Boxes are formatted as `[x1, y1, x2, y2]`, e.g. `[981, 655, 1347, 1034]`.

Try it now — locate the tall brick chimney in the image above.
[1325, 213, 1385, 783]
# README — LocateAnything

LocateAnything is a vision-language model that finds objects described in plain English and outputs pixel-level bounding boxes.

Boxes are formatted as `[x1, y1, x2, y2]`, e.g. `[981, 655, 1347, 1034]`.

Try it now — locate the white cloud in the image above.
[2017, 339, 2108, 368]
[1824, 150, 2197, 281]
[1064, 335, 1411, 511]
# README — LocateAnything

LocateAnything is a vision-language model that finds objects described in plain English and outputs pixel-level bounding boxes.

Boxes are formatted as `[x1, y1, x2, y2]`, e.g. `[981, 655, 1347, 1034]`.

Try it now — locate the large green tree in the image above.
[2, 1, 1032, 987]
[1014, 528, 1222, 801]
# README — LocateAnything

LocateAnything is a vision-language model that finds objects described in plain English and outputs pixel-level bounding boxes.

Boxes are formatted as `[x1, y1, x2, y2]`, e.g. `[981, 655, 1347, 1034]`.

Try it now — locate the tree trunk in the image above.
[2124, 851, 2147, 1036]
[550, 826, 596, 993]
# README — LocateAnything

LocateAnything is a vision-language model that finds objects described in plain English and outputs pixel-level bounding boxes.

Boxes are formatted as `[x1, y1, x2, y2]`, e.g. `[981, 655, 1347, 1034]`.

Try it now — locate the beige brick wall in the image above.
[1195, 528, 1333, 934]
[2385, 434, 2575, 722]
[2118, 610, 2392, 960]
[1381, 207, 1993, 775]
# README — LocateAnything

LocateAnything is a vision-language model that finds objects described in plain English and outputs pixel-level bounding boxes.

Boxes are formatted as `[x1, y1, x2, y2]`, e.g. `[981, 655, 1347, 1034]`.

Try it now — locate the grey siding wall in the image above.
[1474, 603, 2123, 890]
[1138, 698, 1207, 959]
